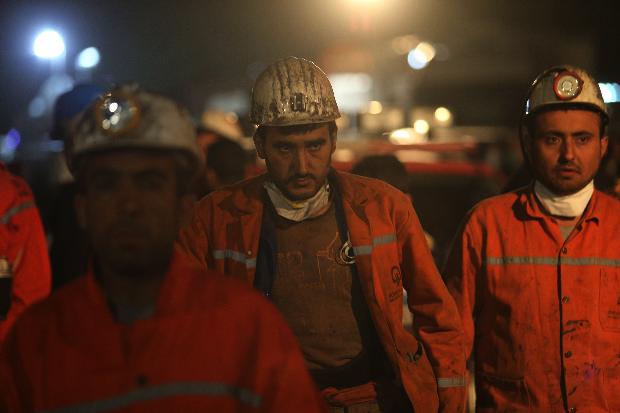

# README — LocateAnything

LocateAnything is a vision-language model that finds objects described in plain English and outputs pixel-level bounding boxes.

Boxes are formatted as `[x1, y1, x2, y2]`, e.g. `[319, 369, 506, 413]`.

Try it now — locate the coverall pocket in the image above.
[475, 371, 532, 412]
[599, 269, 620, 332]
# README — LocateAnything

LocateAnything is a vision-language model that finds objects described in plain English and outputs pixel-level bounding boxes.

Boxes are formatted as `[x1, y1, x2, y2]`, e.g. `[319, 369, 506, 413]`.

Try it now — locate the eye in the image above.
[575, 135, 592, 145]
[90, 172, 118, 191]
[136, 171, 166, 190]
[543, 135, 561, 145]
[307, 140, 325, 152]
[274, 143, 292, 153]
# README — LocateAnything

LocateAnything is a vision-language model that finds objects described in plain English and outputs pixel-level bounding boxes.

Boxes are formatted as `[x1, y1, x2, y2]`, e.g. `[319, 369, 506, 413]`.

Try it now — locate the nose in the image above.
[294, 149, 309, 175]
[117, 181, 142, 215]
[560, 138, 576, 162]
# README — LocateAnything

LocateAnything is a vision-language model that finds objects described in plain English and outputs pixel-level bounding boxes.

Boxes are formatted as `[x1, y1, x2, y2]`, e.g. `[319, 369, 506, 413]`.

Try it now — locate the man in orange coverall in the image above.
[179, 56, 466, 413]
[0, 157, 51, 343]
[444, 65, 620, 412]
[0, 84, 326, 413]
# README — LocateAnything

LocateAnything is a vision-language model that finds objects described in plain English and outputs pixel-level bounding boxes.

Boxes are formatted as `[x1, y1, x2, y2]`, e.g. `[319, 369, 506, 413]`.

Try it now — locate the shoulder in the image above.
[470, 191, 520, 215]
[336, 171, 409, 202]
[593, 189, 620, 220]
[6, 276, 90, 340]
[194, 174, 265, 211]
[0, 166, 34, 212]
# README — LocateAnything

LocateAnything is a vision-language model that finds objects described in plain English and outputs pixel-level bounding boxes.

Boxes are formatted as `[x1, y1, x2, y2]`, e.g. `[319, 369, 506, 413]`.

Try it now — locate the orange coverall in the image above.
[0, 163, 50, 342]
[444, 187, 620, 412]
[179, 171, 467, 412]
[0, 249, 326, 413]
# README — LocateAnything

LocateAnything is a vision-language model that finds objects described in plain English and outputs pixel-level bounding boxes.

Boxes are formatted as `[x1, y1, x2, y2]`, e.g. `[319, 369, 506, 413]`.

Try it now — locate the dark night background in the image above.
[1, 0, 619, 131]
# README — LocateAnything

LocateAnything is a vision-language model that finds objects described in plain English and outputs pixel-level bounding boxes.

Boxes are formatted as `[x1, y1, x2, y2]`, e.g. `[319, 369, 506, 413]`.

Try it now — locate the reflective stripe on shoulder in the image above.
[352, 233, 397, 256]
[42, 381, 262, 413]
[437, 376, 466, 388]
[485, 256, 620, 267]
[212, 249, 257, 268]
[0, 200, 34, 224]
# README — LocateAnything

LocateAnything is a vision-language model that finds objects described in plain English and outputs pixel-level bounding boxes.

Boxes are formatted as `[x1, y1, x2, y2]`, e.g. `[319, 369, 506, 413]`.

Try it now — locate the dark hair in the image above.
[351, 154, 409, 194]
[254, 121, 338, 142]
[206, 138, 247, 185]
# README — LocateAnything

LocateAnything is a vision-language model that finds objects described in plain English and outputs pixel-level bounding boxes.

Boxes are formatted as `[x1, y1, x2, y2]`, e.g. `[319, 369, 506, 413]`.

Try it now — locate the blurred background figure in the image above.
[0, 158, 50, 343]
[48, 83, 105, 289]
[205, 137, 249, 191]
[193, 110, 249, 198]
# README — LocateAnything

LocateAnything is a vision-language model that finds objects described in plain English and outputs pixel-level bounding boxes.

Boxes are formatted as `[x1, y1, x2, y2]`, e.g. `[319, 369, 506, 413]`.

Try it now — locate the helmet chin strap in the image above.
[264, 181, 331, 222]
[534, 180, 594, 218]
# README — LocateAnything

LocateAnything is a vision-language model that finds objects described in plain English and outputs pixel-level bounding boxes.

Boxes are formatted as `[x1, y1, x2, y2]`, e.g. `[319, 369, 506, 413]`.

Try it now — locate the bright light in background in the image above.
[334, 149, 356, 162]
[599, 83, 620, 103]
[391, 35, 418, 55]
[76, 47, 100, 69]
[366, 100, 383, 115]
[1, 129, 22, 159]
[33, 30, 65, 59]
[407, 42, 436, 70]
[434, 107, 452, 123]
[389, 128, 428, 145]
[348, 0, 382, 4]
[329, 73, 373, 112]
[28, 97, 47, 118]
[413, 119, 430, 134]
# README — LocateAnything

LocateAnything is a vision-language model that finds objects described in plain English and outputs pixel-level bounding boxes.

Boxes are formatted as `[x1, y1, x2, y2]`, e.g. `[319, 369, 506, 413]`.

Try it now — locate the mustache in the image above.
[287, 174, 315, 183]
[109, 220, 149, 235]
[554, 162, 581, 172]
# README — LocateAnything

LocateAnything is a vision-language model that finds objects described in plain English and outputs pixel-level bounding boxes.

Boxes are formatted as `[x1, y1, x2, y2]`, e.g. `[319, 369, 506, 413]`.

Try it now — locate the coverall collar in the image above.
[84, 246, 198, 323]
[522, 184, 601, 224]
[226, 170, 372, 216]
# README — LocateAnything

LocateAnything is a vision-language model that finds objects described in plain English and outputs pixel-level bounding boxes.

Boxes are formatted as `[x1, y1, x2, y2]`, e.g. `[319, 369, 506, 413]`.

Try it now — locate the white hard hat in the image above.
[199, 110, 243, 140]
[524, 65, 608, 120]
[250, 56, 341, 127]
[71, 84, 203, 172]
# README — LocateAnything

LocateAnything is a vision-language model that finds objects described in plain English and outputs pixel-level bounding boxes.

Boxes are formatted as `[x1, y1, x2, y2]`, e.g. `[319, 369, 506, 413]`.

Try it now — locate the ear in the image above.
[253, 134, 266, 159]
[330, 133, 338, 154]
[74, 194, 88, 230]
[205, 168, 219, 191]
[519, 127, 533, 164]
[601, 135, 609, 159]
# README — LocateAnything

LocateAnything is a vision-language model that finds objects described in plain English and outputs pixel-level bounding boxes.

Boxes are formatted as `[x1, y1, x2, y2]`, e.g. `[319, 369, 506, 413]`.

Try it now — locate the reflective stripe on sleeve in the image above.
[212, 249, 257, 268]
[0, 201, 34, 224]
[352, 233, 397, 257]
[485, 256, 620, 267]
[42, 381, 262, 413]
[437, 376, 466, 388]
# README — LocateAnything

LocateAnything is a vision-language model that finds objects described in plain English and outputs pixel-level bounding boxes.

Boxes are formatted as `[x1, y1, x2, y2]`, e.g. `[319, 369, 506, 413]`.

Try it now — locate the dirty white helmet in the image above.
[523, 65, 608, 120]
[199, 110, 243, 140]
[250, 56, 341, 127]
[71, 84, 203, 173]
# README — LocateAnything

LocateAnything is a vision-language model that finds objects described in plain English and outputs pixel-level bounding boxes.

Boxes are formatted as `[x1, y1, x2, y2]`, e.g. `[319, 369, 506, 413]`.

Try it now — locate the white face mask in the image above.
[534, 180, 594, 217]
[264, 181, 331, 222]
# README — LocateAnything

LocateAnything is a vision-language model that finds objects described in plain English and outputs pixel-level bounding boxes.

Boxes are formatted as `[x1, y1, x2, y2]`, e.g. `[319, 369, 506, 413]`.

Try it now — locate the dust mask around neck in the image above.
[264, 181, 331, 222]
[534, 180, 594, 218]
